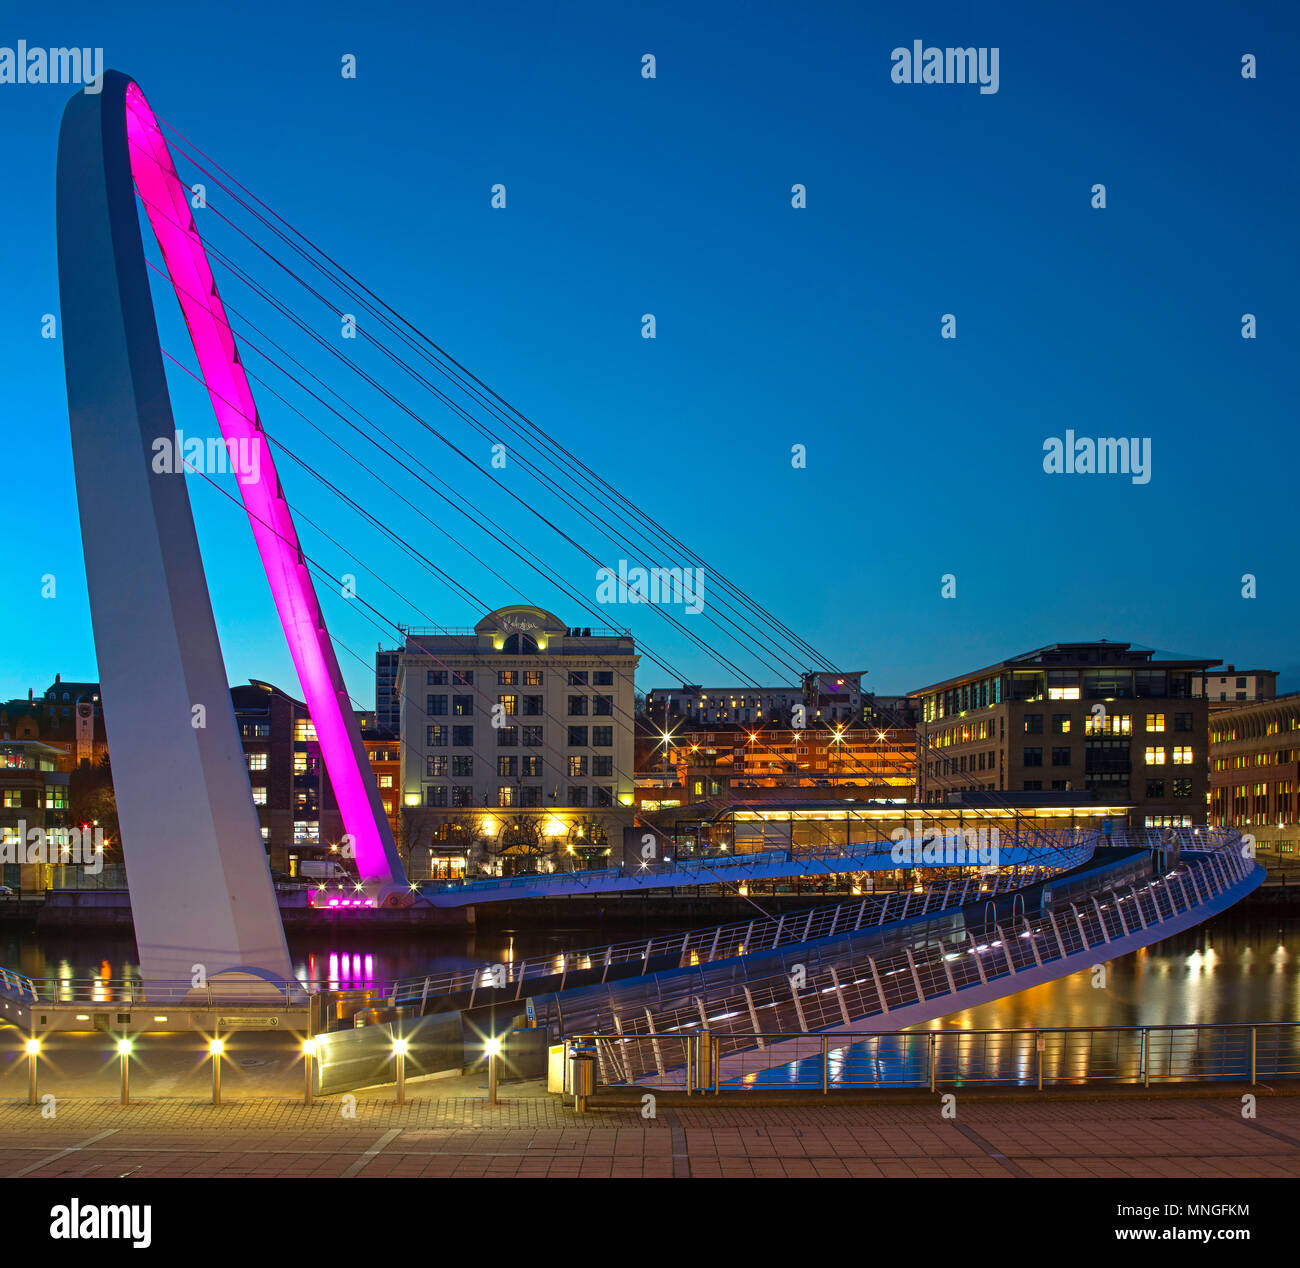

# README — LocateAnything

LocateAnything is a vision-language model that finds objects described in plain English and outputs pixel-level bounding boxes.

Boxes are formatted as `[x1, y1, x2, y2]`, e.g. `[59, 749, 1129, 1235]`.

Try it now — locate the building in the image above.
[913, 641, 1218, 828]
[1194, 665, 1278, 708]
[375, 648, 401, 733]
[647, 671, 873, 728]
[0, 738, 73, 890]
[636, 723, 917, 809]
[392, 605, 639, 874]
[1209, 692, 1300, 859]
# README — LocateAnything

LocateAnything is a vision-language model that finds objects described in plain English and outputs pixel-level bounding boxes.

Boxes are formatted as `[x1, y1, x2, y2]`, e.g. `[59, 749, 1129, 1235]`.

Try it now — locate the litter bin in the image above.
[570, 1051, 596, 1112]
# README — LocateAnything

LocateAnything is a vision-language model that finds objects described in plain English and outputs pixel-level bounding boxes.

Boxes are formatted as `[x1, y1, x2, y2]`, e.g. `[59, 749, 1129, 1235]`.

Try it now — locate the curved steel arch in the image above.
[57, 72, 407, 982]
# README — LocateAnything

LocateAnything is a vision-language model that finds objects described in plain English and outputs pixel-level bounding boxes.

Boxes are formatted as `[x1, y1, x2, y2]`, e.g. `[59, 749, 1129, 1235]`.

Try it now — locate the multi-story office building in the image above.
[636, 723, 917, 809]
[1194, 665, 1278, 708]
[375, 649, 401, 733]
[1209, 692, 1300, 859]
[647, 672, 884, 729]
[913, 641, 1217, 827]
[0, 737, 73, 890]
[392, 605, 639, 872]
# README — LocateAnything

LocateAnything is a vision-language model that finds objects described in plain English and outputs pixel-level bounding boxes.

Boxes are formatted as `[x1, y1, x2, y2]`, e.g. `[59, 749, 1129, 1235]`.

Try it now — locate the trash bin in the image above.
[570, 1052, 596, 1099]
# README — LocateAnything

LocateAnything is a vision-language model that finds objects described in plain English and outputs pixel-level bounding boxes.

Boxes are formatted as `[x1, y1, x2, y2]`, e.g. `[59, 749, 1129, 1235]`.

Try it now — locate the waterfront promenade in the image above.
[3, 1086, 1299, 1179]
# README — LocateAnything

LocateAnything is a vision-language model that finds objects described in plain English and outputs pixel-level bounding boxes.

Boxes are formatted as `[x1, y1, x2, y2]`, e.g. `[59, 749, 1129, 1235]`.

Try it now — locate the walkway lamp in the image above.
[485, 1036, 501, 1105]
[209, 1038, 224, 1105]
[302, 1038, 316, 1107]
[26, 1037, 39, 1105]
[117, 1037, 132, 1105]
[393, 1037, 408, 1105]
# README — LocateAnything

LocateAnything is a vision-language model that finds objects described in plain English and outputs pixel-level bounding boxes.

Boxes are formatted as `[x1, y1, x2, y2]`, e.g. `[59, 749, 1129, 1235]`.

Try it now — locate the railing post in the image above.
[1251, 1026, 1257, 1085]
[1143, 1028, 1150, 1088]
[822, 1034, 829, 1095]
[1036, 1031, 1043, 1091]
[929, 1031, 936, 1094]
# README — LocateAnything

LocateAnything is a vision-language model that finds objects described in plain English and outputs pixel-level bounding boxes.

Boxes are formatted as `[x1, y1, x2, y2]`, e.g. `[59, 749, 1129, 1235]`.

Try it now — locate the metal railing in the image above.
[571, 1020, 1300, 1093]
[0, 975, 310, 1007]
[578, 831, 1257, 1085]
[374, 850, 1083, 1012]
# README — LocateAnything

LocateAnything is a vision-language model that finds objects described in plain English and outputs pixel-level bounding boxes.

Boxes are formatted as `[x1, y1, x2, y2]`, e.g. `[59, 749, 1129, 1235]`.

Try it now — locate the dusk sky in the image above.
[3, 0, 1297, 711]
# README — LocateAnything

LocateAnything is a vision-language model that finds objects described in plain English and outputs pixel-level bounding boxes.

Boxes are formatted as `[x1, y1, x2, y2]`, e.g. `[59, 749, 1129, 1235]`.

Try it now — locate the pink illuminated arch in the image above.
[123, 83, 405, 891]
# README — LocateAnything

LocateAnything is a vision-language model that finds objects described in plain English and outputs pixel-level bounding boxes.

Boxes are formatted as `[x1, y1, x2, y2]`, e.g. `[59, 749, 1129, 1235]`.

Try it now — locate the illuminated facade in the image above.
[914, 642, 1216, 827]
[1210, 692, 1300, 857]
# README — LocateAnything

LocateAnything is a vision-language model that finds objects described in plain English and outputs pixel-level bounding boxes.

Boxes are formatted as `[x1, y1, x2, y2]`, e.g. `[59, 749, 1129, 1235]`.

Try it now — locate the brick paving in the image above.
[2, 1089, 1298, 1178]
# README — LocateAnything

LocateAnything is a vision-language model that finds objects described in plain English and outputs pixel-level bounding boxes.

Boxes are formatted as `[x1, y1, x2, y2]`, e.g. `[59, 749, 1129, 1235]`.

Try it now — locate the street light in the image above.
[485, 1036, 502, 1105]
[26, 1037, 39, 1105]
[393, 1037, 408, 1105]
[117, 1037, 132, 1105]
[209, 1038, 224, 1105]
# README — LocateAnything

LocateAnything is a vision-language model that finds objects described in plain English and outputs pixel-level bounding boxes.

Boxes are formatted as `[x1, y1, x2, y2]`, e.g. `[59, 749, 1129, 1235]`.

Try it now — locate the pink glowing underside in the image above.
[124, 84, 389, 883]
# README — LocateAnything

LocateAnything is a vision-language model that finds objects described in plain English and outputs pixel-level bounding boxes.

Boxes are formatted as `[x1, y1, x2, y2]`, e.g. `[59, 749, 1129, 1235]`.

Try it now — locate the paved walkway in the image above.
[2, 1091, 1299, 1178]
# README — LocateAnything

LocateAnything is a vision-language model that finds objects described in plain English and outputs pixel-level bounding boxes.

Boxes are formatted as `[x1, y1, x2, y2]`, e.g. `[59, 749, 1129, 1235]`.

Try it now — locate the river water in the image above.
[4, 911, 1298, 1029]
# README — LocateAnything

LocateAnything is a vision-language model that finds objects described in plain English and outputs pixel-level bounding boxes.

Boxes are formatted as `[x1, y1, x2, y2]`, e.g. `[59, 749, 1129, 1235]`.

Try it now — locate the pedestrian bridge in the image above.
[397, 825, 1091, 908]
[561, 828, 1261, 1088]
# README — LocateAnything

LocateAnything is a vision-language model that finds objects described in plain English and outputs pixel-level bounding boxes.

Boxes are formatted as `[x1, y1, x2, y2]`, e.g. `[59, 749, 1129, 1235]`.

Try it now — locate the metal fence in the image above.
[572, 1021, 1300, 1093]
[578, 835, 1257, 1085]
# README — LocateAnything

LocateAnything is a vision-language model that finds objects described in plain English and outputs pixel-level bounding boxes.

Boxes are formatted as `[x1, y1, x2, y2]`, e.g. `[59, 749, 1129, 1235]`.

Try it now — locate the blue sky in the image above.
[2, 0, 1297, 710]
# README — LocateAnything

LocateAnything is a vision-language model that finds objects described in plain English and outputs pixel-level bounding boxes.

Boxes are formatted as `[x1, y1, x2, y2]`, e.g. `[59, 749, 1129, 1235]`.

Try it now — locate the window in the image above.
[522, 726, 543, 747]
[1023, 780, 1042, 790]
[592, 726, 613, 747]
[247, 752, 268, 771]
[1174, 712, 1194, 732]
[294, 719, 317, 742]
[425, 786, 447, 807]
[568, 671, 588, 686]
[568, 726, 588, 747]
[426, 754, 448, 777]
[453, 695, 474, 716]
[495, 755, 515, 777]
[1051, 747, 1071, 766]
[1146, 713, 1166, 733]
[593, 787, 614, 807]
[1052, 715, 1071, 734]
[1023, 747, 1043, 767]
[452, 756, 474, 778]
[497, 786, 517, 807]
[568, 755, 588, 777]
[1024, 714, 1043, 734]
[427, 694, 447, 716]
[568, 786, 588, 806]
[452, 726, 474, 746]
[522, 695, 544, 715]
[593, 755, 613, 777]
[521, 755, 542, 777]
[497, 726, 518, 747]
[1145, 747, 1167, 765]
[251, 786, 267, 805]
[452, 670, 473, 686]
[497, 694, 517, 716]
[1172, 779, 1192, 798]
[593, 671, 613, 686]
[524, 670, 543, 686]
[427, 670, 448, 685]
[1172, 746, 1193, 765]
[569, 694, 590, 716]
[498, 670, 517, 686]
[451, 786, 472, 807]
[1051, 779, 1068, 791]
[1146, 779, 1165, 797]
[426, 725, 447, 747]
[593, 695, 614, 716]
[2, 790, 22, 808]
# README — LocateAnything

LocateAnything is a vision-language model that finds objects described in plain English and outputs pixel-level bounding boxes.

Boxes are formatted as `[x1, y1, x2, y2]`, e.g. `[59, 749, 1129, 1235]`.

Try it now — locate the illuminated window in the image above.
[1146, 713, 1166, 733]
[1172, 746, 1193, 765]
[1145, 747, 1166, 766]
[251, 786, 268, 805]
[293, 719, 317, 742]
[497, 694, 517, 716]
[247, 752, 268, 771]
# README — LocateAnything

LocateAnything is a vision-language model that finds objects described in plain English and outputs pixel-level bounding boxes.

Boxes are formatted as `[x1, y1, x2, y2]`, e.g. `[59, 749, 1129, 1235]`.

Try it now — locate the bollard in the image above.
[486, 1037, 501, 1106]
[117, 1037, 132, 1106]
[209, 1038, 223, 1106]
[394, 1038, 408, 1106]
[303, 1038, 316, 1107]
[26, 1038, 39, 1106]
